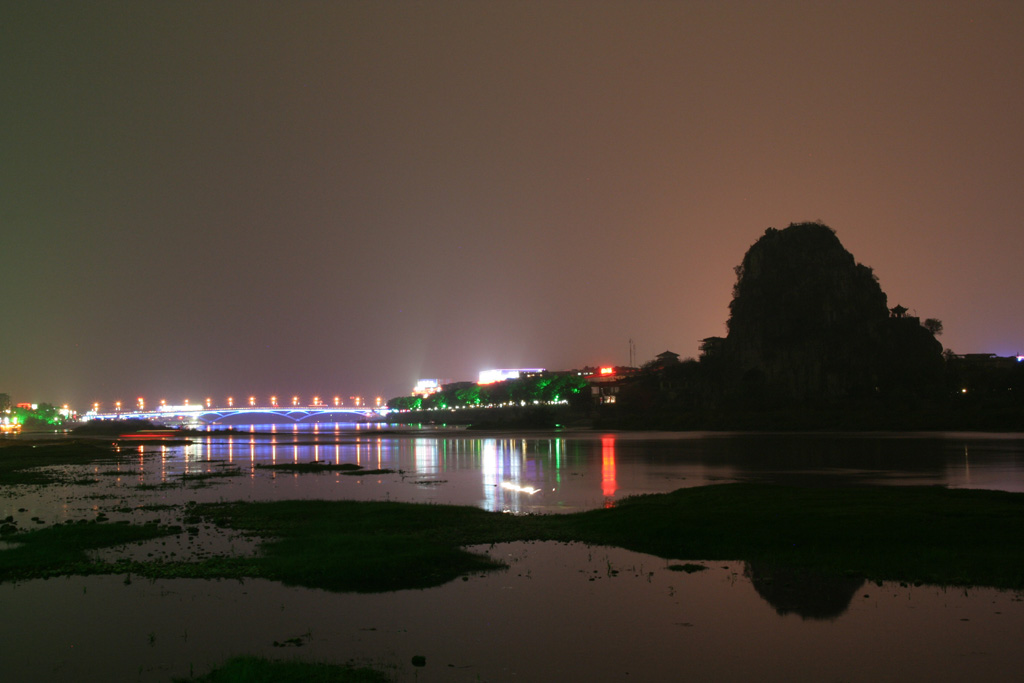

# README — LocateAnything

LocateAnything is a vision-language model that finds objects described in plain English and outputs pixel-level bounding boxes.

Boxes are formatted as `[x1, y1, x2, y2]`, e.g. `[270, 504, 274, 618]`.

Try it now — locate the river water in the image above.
[3, 426, 1024, 681]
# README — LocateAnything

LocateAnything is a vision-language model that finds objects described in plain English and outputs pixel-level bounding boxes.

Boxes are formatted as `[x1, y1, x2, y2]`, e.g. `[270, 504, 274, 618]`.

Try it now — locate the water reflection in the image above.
[17, 427, 1024, 519]
[744, 562, 866, 620]
[481, 439, 526, 512]
[601, 435, 617, 506]
[3, 544, 1022, 682]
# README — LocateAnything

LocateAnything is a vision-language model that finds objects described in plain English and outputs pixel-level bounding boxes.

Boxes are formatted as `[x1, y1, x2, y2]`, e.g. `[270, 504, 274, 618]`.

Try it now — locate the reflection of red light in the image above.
[599, 366, 614, 375]
[601, 435, 617, 501]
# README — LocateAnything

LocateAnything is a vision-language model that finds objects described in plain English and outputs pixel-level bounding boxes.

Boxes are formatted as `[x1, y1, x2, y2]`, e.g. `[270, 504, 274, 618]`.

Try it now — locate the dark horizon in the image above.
[4, 1, 1023, 409]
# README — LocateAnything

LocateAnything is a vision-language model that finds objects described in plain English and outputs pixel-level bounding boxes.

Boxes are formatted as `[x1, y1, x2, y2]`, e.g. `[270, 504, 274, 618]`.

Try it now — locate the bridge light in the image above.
[249, 396, 255, 407]
[227, 397, 234, 407]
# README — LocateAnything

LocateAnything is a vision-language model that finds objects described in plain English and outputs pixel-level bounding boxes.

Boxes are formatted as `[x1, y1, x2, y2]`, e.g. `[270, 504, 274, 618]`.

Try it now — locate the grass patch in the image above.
[175, 655, 388, 682]
[112, 504, 178, 513]
[0, 520, 180, 581]
[186, 499, 515, 592]
[0, 441, 132, 486]
[4, 484, 1024, 593]
[181, 484, 1024, 592]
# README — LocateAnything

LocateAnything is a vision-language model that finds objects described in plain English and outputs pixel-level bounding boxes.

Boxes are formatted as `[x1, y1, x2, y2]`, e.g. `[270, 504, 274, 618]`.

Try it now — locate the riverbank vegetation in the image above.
[0, 440, 134, 486]
[174, 655, 389, 683]
[2, 483, 1022, 592]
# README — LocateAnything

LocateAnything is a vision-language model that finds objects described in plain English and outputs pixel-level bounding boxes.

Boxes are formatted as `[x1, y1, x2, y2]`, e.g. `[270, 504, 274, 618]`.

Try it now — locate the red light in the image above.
[599, 367, 614, 375]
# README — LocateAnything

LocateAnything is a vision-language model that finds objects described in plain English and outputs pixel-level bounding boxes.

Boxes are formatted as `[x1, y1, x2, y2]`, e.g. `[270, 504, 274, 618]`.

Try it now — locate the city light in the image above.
[205, 397, 212, 408]
[501, 481, 540, 495]
[333, 396, 340, 406]
[249, 396, 255, 407]
[137, 397, 145, 410]
[292, 396, 299, 406]
[271, 396, 278, 407]
[227, 397, 234, 407]
[115, 401, 121, 412]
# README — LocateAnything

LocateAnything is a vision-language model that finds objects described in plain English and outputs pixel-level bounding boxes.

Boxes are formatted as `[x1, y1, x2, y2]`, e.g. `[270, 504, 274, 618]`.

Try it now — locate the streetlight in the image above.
[249, 396, 255, 407]
[227, 397, 234, 407]
[137, 397, 145, 411]
[205, 397, 212, 408]
[292, 396, 299, 406]
[333, 396, 340, 406]
[115, 401, 121, 412]
[313, 396, 320, 406]
[93, 402, 99, 413]
[271, 396, 278, 407]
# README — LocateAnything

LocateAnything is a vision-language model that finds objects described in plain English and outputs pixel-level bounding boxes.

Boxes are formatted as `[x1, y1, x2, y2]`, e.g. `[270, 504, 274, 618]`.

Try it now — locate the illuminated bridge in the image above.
[86, 406, 391, 425]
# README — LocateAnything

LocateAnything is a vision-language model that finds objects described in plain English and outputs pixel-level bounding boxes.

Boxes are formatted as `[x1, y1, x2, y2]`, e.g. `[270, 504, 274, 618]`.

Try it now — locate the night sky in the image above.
[3, 1, 1023, 409]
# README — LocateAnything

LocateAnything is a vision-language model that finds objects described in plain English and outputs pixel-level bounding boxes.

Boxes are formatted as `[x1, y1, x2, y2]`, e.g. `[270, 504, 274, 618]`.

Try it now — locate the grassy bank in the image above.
[174, 656, 389, 683]
[0, 440, 135, 486]
[180, 484, 1024, 591]
[5, 483, 1018, 592]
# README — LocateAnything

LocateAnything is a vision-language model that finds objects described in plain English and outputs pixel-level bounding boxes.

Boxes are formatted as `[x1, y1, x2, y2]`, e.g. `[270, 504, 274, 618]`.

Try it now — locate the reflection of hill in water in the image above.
[745, 562, 865, 620]
[615, 433, 955, 485]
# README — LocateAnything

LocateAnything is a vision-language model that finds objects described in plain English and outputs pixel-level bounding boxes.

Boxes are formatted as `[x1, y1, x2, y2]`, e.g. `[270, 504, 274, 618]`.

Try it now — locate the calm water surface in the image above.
[3, 426, 1024, 681]
[104, 426, 1024, 513]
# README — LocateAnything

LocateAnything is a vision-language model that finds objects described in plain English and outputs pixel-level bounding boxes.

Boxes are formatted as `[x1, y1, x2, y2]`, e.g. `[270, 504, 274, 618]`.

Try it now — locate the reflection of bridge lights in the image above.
[501, 481, 540, 495]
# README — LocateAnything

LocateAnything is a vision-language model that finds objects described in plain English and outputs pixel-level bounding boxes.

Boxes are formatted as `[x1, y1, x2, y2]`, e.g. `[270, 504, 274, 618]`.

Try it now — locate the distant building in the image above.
[478, 368, 545, 385]
[580, 365, 637, 404]
[412, 379, 447, 397]
[700, 337, 725, 359]
[953, 353, 1022, 369]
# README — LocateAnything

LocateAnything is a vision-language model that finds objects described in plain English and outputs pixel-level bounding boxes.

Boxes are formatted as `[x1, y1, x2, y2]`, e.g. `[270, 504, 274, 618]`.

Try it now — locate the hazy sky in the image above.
[3, 1, 1023, 409]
